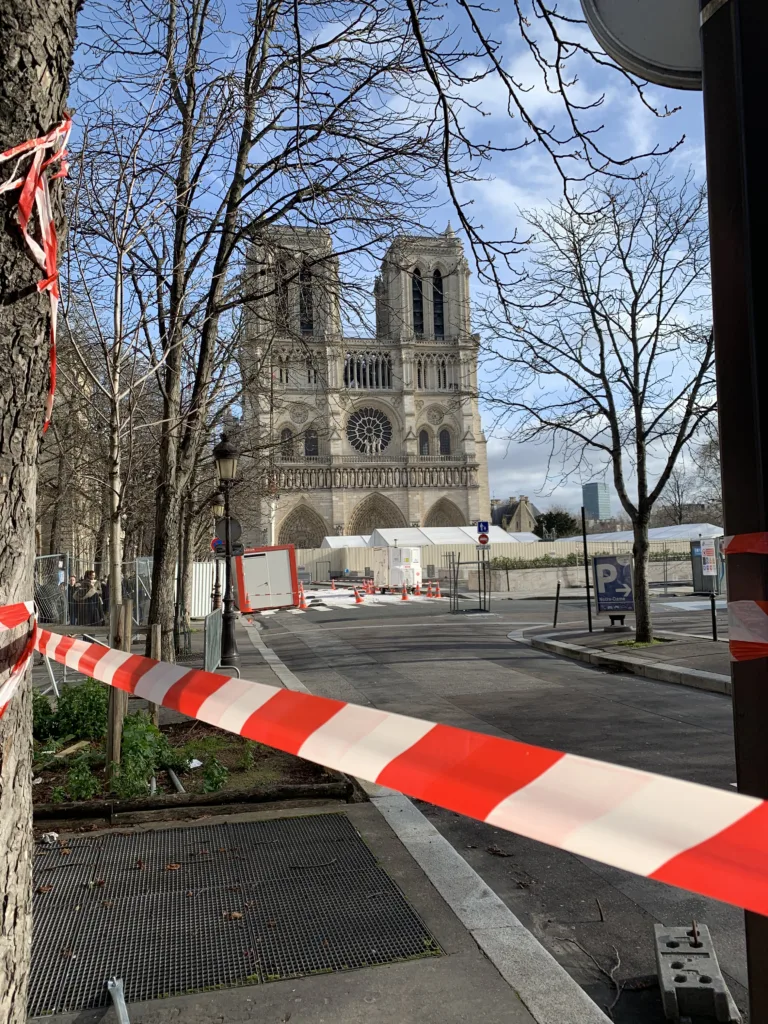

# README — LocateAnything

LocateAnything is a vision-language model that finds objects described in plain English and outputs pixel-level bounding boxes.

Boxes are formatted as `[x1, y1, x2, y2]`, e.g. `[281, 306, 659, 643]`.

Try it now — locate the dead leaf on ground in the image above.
[136, 858, 145, 870]
[165, 863, 181, 871]
[186, 890, 195, 898]
[61, 948, 75, 959]
[36, 884, 54, 894]
[101, 900, 114, 908]
[60, 848, 71, 856]
[486, 845, 513, 858]
[223, 911, 243, 920]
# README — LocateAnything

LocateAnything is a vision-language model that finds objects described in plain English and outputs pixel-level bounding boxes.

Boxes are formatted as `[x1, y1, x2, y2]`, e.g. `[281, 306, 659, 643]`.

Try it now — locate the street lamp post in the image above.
[213, 432, 239, 668]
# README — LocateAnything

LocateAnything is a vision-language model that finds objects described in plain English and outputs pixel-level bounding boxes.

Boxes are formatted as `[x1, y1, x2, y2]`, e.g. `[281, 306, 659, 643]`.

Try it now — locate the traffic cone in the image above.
[354, 587, 364, 604]
[401, 582, 409, 601]
[330, 578, 336, 591]
[414, 581, 421, 596]
[435, 581, 442, 599]
[298, 583, 308, 611]
[426, 580, 433, 598]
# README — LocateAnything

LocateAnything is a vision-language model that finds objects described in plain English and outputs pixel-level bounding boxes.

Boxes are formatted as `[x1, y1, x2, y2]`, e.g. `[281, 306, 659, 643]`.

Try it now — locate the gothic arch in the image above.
[347, 493, 407, 535]
[423, 497, 465, 528]
[278, 503, 329, 549]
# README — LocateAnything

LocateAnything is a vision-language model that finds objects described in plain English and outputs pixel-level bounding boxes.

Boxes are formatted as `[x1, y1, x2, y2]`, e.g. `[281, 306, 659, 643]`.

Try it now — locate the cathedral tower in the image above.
[241, 225, 490, 547]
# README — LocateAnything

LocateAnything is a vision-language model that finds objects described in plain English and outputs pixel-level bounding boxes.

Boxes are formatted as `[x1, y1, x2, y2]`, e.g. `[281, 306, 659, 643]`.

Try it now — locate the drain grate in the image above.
[29, 814, 440, 1016]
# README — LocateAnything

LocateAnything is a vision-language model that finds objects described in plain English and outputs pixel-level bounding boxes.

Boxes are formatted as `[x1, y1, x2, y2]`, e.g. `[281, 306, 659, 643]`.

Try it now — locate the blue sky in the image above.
[444, 10, 708, 515]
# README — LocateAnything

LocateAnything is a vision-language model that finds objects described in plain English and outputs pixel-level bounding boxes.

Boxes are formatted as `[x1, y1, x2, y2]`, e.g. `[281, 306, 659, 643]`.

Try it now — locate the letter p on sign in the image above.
[596, 563, 617, 591]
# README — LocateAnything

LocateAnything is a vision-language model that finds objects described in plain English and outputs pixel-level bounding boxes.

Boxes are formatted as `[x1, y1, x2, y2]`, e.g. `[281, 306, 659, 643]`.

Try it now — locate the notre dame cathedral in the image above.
[241, 225, 491, 548]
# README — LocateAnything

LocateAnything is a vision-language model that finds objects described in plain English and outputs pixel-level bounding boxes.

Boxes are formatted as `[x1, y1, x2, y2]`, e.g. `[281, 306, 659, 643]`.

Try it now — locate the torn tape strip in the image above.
[722, 533, 768, 555]
[3, 602, 768, 917]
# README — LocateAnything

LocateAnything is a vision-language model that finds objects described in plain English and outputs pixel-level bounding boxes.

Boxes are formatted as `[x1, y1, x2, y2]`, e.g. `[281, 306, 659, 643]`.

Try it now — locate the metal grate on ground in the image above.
[29, 814, 441, 1016]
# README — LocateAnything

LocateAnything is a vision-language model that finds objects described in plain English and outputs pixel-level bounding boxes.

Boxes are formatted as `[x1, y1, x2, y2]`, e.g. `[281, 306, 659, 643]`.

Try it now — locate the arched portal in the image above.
[423, 497, 465, 528]
[278, 503, 328, 549]
[347, 493, 407, 535]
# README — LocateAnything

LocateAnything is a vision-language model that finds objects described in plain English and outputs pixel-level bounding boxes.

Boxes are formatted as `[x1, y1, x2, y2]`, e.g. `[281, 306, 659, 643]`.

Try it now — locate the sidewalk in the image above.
[528, 627, 731, 694]
[32, 804, 538, 1024]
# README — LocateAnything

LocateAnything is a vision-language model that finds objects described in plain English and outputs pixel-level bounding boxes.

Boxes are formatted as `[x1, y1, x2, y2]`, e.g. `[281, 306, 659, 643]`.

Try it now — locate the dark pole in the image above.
[581, 506, 593, 632]
[220, 481, 239, 667]
[212, 557, 221, 611]
[700, 1, 768, 1014]
[710, 592, 718, 642]
[553, 580, 561, 628]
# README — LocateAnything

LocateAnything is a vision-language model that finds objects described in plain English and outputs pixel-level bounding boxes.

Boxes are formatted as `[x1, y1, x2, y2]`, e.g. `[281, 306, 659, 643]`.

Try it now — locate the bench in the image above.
[609, 614, 626, 627]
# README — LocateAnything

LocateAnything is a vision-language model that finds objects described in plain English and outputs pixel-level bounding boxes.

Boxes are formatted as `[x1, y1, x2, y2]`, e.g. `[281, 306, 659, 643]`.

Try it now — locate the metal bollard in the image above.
[553, 580, 561, 628]
[710, 591, 718, 642]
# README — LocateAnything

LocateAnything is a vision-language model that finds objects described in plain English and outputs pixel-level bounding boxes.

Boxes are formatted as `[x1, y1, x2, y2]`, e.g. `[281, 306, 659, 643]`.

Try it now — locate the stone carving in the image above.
[290, 404, 310, 425]
[424, 497, 465, 527]
[347, 493, 407, 534]
[278, 504, 328, 548]
[427, 406, 444, 425]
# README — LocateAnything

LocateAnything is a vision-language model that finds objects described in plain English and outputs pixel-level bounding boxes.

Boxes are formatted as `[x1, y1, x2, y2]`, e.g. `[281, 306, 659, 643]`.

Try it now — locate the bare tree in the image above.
[655, 467, 691, 526]
[482, 164, 715, 641]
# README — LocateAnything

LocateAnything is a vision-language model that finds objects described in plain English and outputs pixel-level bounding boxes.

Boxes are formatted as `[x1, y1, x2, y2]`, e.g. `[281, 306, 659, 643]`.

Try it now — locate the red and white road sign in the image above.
[478, 533, 489, 545]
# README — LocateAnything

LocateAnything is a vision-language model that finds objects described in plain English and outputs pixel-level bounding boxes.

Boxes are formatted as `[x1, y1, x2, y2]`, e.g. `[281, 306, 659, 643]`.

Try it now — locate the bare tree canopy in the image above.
[481, 163, 715, 639]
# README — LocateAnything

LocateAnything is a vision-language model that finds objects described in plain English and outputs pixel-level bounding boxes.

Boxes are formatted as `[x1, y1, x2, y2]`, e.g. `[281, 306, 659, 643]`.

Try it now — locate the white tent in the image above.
[560, 523, 723, 544]
[368, 525, 514, 547]
[320, 535, 371, 548]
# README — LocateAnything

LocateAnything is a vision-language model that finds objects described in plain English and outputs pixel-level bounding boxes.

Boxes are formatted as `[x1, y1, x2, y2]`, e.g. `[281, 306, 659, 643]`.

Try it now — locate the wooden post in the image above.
[148, 623, 161, 727]
[106, 601, 132, 778]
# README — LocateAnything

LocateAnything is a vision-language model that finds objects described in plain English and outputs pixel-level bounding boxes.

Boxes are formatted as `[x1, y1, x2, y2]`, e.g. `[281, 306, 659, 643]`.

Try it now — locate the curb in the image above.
[243, 621, 611, 1024]
[528, 632, 731, 695]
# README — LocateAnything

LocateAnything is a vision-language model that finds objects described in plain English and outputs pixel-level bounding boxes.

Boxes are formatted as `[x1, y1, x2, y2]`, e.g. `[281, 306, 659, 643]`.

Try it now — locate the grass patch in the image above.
[614, 638, 666, 649]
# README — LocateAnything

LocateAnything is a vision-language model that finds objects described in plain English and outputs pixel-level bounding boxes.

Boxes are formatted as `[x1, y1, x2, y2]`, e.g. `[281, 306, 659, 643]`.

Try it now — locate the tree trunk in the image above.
[108, 403, 123, 647]
[0, 2, 78, 1017]
[632, 518, 652, 643]
[146, 487, 181, 662]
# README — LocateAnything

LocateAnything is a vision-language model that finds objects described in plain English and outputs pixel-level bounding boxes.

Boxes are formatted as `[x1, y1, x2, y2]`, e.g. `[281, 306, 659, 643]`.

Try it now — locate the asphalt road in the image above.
[259, 595, 745, 1024]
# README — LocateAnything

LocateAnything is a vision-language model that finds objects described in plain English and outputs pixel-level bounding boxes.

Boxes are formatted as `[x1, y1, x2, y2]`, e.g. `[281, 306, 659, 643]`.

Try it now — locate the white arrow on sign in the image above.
[616, 582, 632, 597]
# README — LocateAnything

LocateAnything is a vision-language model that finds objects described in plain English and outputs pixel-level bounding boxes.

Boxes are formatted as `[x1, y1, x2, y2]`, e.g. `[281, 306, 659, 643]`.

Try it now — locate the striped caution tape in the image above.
[1, 118, 72, 432]
[0, 601, 37, 718]
[719, 532, 768, 660]
[2, 600, 768, 916]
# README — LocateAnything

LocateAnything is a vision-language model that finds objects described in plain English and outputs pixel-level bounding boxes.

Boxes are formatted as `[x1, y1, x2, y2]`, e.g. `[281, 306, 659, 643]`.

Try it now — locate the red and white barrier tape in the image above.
[719, 532, 768, 660]
[0, 601, 37, 718]
[1, 600, 768, 916]
[1, 117, 72, 431]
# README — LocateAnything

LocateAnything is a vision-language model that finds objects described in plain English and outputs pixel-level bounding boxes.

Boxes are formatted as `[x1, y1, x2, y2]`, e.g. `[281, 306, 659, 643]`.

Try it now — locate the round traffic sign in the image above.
[478, 533, 489, 545]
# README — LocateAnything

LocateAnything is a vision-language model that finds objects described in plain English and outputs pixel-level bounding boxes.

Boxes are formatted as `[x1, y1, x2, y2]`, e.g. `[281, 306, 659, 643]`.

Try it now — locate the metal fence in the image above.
[34, 554, 217, 626]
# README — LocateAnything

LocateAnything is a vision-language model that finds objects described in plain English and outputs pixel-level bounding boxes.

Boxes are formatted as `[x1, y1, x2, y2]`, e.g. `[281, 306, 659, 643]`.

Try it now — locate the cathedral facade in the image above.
[242, 226, 490, 548]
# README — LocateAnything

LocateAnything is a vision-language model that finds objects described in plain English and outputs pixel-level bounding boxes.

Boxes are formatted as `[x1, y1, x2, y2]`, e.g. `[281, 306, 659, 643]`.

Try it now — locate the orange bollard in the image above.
[435, 580, 442, 599]
[426, 580, 433, 598]
[354, 587, 365, 604]
[401, 582, 409, 601]
[298, 583, 308, 610]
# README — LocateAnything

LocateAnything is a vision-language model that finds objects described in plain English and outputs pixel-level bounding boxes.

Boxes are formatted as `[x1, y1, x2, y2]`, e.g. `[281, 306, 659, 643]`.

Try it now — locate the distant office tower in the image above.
[582, 482, 611, 521]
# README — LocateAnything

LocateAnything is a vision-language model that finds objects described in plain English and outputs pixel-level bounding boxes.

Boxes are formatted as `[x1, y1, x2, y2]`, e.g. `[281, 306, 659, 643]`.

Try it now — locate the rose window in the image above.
[346, 407, 393, 454]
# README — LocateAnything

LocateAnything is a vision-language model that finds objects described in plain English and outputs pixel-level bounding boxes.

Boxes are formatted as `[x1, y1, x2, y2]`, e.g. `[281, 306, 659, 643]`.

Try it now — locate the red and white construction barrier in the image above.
[1, 600, 768, 917]
[722, 532, 768, 660]
[1, 118, 72, 432]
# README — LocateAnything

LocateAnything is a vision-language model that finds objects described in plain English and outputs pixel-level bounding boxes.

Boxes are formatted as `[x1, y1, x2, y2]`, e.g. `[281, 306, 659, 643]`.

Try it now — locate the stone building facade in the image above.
[241, 225, 490, 547]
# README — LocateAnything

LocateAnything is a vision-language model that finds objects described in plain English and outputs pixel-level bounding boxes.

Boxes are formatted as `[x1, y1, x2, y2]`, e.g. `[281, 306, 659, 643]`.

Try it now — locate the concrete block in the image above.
[654, 923, 741, 1022]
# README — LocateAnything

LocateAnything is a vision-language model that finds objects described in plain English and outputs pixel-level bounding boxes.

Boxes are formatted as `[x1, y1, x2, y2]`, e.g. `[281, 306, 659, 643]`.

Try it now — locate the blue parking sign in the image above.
[593, 555, 634, 613]
[477, 521, 489, 534]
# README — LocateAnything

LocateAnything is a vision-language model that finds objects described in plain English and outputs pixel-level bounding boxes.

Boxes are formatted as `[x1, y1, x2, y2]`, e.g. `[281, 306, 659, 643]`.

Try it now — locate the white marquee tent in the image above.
[560, 523, 723, 544]
[367, 525, 517, 547]
[320, 535, 371, 549]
